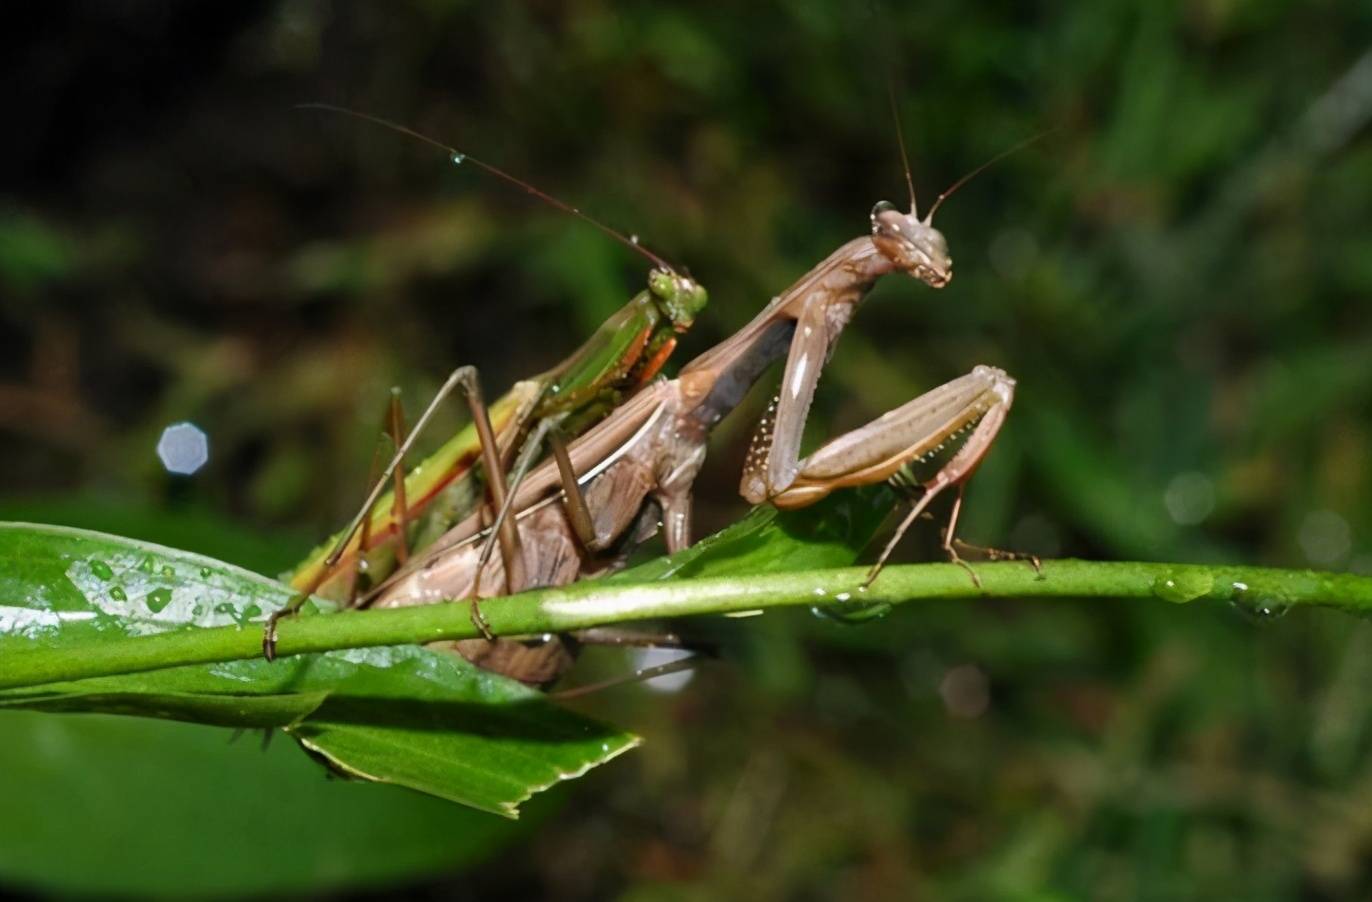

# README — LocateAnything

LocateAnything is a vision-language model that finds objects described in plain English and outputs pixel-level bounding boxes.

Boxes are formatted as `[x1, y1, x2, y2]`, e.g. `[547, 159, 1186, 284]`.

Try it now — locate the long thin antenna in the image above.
[862, 0, 918, 214]
[924, 129, 1053, 224]
[885, 72, 918, 215]
[297, 102, 674, 272]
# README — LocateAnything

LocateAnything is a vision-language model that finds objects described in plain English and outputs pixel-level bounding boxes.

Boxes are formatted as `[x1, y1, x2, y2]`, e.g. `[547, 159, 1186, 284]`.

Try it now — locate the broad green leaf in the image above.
[0, 522, 636, 817]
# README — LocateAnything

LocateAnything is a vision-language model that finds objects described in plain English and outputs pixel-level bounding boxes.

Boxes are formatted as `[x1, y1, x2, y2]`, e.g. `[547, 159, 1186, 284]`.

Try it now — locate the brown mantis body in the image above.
[268, 101, 1039, 681]
[363, 199, 1016, 683]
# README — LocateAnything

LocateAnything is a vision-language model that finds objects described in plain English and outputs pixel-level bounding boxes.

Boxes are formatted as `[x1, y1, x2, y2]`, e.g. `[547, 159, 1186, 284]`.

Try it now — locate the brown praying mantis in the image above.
[286, 165, 1024, 684]
[266, 103, 1039, 684]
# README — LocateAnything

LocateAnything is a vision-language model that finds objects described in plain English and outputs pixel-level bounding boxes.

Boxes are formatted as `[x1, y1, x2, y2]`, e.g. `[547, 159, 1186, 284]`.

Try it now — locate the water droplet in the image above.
[810, 601, 893, 625]
[629, 234, 640, 245]
[870, 200, 898, 222]
[199, 567, 212, 578]
[137, 556, 155, 575]
[90, 560, 114, 581]
[450, 152, 465, 165]
[109, 586, 127, 602]
[1229, 582, 1290, 621]
[1150, 570, 1213, 604]
[145, 587, 173, 613]
[192, 604, 204, 616]
[243, 604, 262, 620]
[214, 602, 235, 616]
[161, 565, 175, 578]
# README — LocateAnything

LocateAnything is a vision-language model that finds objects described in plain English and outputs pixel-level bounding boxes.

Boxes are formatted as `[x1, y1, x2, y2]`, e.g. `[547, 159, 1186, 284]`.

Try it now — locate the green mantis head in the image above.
[648, 268, 709, 332]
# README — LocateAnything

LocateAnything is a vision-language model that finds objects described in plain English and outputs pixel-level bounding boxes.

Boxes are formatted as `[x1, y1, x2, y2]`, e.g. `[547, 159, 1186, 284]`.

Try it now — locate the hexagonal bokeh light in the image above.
[156, 422, 209, 476]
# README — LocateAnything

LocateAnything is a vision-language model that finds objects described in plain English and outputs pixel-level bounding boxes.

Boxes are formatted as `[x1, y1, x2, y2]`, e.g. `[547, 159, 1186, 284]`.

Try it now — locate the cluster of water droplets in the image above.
[68, 553, 269, 636]
[1147, 568, 1294, 622]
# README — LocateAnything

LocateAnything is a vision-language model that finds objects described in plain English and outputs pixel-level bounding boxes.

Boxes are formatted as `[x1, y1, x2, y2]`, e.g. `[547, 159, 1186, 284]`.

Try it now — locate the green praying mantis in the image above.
[285, 107, 707, 605]
[270, 107, 1036, 685]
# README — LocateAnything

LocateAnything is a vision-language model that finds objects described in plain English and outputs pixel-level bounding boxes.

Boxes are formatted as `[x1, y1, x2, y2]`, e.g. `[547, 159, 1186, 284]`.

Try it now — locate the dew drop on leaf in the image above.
[1150, 570, 1212, 604]
[145, 587, 173, 613]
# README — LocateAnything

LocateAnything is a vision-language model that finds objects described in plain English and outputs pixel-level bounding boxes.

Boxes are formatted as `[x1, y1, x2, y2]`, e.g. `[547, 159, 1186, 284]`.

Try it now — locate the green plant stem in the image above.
[3, 559, 1370, 691]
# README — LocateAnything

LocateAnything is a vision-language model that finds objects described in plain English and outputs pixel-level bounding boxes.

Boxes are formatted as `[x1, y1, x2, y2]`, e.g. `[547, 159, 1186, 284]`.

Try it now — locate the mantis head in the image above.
[869, 201, 952, 288]
[649, 268, 710, 332]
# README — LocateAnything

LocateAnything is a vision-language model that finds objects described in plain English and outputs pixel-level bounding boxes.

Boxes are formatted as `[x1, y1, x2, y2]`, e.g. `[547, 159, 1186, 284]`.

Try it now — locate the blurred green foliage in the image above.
[2, 0, 1371, 898]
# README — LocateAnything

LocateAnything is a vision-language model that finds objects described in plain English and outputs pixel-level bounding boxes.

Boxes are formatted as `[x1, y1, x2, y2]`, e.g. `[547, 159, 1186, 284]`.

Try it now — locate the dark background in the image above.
[2, 1, 1371, 898]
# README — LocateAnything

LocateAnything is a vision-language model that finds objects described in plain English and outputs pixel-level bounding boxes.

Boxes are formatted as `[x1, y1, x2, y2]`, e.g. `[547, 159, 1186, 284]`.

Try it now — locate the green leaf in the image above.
[617, 485, 897, 581]
[0, 522, 636, 817]
[616, 485, 898, 622]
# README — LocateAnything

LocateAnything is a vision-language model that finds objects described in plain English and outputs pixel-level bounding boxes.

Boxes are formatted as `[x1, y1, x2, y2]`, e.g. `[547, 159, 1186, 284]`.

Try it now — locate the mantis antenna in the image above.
[923, 130, 1053, 224]
[885, 70, 919, 215]
[296, 102, 677, 273]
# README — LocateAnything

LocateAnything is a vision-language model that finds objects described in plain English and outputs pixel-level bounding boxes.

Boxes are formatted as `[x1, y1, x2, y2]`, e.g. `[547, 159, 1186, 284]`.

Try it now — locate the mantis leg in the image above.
[386, 388, 410, 568]
[341, 389, 415, 608]
[550, 656, 703, 700]
[571, 627, 688, 648]
[473, 418, 598, 589]
[739, 293, 842, 504]
[938, 494, 1043, 582]
[547, 430, 597, 548]
[762, 365, 1016, 587]
[263, 365, 524, 661]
